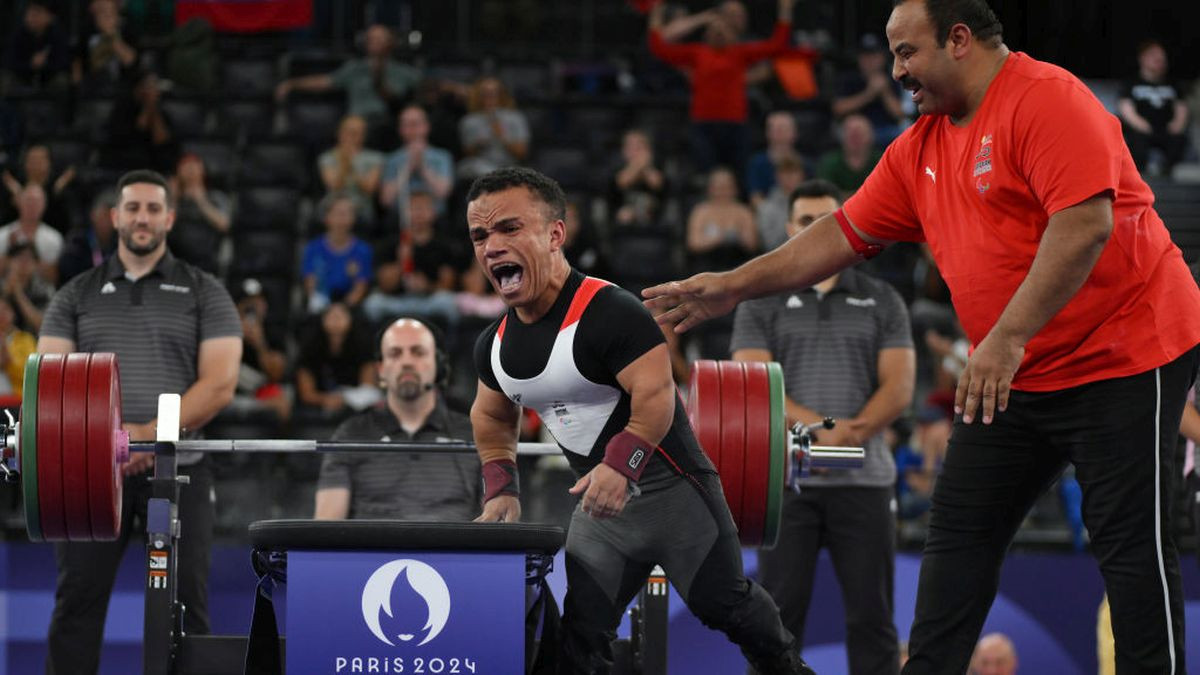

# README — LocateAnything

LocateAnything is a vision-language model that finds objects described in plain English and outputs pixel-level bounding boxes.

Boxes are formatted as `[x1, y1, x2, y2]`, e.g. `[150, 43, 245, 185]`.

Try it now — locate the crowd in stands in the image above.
[0, 0, 1196, 548]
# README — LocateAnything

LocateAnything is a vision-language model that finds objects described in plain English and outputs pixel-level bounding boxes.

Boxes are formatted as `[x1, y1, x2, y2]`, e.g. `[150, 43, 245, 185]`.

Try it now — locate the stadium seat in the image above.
[162, 96, 213, 138]
[236, 186, 303, 231]
[222, 58, 278, 98]
[218, 98, 276, 138]
[180, 138, 237, 187]
[240, 140, 311, 189]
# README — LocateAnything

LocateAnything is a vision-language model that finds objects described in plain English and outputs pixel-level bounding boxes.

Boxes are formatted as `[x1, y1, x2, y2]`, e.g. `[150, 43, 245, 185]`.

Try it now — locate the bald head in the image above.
[379, 318, 440, 401]
[970, 632, 1017, 675]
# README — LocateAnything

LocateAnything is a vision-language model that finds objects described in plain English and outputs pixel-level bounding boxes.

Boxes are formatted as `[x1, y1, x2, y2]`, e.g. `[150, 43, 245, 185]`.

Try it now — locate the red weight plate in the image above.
[688, 360, 723, 473]
[86, 354, 123, 540]
[716, 361, 747, 535]
[62, 354, 92, 541]
[739, 361, 772, 547]
[36, 354, 67, 540]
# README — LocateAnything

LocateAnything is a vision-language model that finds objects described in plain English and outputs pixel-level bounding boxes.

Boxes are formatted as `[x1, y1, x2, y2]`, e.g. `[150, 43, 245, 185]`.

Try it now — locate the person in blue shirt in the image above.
[302, 191, 373, 313]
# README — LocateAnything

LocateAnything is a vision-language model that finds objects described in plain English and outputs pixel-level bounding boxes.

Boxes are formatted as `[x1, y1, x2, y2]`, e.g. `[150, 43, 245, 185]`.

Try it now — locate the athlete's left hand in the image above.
[955, 331, 1025, 425]
[569, 464, 631, 519]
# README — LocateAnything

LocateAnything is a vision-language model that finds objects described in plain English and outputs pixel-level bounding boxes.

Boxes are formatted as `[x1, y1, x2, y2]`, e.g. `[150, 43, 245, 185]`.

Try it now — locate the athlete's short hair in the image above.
[466, 167, 567, 223]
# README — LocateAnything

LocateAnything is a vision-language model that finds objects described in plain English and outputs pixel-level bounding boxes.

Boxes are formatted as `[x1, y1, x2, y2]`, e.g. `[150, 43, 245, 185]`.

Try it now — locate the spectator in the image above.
[295, 301, 377, 416]
[455, 260, 506, 320]
[747, 111, 801, 208]
[608, 129, 665, 229]
[58, 190, 117, 285]
[1, 0, 70, 91]
[380, 104, 454, 222]
[816, 114, 882, 194]
[319, 114, 384, 224]
[0, 183, 64, 283]
[563, 200, 609, 279]
[1118, 40, 1189, 175]
[315, 317, 480, 520]
[832, 34, 906, 146]
[72, 0, 139, 93]
[0, 296, 35, 397]
[895, 404, 950, 520]
[969, 633, 1018, 675]
[457, 77, 531, 180]
[229, 278, 290, 423]
[0, 242, 54, 333]
[686, 167, 758, 272]
[754, 153, 806, 250]
[168, 154, 231, 276]
[101, 70, 180, 174]
[363, 190, 460, 327]
[413, 78, 469, 158]
[2, 143, 77, 233]
[733, 178, 914, 674]
[302, 192, 373, 313]
[275, 24, 421, 143]
[647, 0, 794, 180]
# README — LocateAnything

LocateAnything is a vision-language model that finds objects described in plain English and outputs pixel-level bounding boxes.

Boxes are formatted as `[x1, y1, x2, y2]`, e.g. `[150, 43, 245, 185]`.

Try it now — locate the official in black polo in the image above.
[39, 169, 242, 674]
[732, 179, 915, 674]
[314, 317, 480, 520]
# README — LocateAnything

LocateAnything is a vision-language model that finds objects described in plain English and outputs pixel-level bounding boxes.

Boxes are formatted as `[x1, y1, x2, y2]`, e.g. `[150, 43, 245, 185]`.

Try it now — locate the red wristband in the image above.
[833, 208, 884, 260]
[482, 459, 519, 504]
[603, 430, 655, 482]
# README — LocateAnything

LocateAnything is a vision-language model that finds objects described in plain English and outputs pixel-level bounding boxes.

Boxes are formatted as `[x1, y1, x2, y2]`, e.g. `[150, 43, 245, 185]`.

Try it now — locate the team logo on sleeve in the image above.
[974, 134, 994, 195]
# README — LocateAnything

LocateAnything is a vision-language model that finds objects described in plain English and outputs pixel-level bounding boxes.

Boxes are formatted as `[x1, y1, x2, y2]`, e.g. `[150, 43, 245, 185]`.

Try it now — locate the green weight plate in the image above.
[762, 361, 786, 549]
[21, 353, 42, 542]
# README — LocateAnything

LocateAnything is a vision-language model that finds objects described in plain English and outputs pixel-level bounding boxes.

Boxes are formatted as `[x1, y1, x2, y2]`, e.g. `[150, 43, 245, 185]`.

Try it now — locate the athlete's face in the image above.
[887, 0, 966, 117]
[114, 182, 174, 257]
[379, 319, 438, 402]
[467, 186, 565, 309]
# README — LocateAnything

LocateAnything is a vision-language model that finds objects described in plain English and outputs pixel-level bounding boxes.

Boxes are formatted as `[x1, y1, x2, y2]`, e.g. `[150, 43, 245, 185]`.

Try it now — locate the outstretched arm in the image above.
[644, 211, 869, 333]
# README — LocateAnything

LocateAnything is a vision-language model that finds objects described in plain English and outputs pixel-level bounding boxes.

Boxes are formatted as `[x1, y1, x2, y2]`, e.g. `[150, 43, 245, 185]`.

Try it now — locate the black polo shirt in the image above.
[731, 268, 912, 488]
[41, 251, 242, 426]
[317, 397, 481, 521]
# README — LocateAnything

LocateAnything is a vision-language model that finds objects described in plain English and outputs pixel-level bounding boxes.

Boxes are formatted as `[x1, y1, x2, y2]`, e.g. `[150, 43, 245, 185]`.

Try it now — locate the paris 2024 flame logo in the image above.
[360, 559, 451, 646]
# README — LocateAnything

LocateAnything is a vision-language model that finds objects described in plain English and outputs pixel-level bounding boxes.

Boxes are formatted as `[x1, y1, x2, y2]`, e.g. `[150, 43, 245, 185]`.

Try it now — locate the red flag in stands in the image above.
[176, 0, 313, 32]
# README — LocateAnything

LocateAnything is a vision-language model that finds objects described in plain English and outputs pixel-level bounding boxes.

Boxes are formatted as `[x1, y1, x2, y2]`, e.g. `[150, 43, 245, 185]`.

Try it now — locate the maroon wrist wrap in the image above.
[482, 459, 519, 504]
[603, 430, 655, 482]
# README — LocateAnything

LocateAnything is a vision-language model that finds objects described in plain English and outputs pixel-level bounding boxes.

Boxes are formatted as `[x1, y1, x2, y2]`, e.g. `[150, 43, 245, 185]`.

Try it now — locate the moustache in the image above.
[900, 75, 921, 91]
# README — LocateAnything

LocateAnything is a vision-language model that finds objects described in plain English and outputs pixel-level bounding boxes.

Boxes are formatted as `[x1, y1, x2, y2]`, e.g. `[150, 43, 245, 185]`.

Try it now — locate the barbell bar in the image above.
[5, 354, 863, 546]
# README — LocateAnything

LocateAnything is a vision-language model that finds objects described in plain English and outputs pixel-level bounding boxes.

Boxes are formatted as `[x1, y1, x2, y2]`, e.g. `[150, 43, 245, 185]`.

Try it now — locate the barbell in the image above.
[4, 354, 862, 547]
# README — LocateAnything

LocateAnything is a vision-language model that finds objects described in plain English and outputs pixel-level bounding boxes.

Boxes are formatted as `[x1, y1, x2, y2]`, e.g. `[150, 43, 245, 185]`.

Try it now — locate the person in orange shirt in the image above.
[643, 1, 1200, 673]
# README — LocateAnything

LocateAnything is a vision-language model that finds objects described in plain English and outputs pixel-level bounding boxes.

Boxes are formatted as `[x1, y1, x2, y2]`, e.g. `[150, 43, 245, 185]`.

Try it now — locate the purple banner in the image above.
[287, 551, 525, 674]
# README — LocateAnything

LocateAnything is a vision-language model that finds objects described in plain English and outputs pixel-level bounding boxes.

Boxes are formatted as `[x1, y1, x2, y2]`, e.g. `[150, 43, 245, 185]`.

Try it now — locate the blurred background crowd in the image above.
[0, 0, 1197, 558]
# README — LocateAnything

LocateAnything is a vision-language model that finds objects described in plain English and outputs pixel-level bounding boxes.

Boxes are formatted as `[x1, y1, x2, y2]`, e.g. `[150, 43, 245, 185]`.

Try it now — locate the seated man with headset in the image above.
[314, 317, 481, 520]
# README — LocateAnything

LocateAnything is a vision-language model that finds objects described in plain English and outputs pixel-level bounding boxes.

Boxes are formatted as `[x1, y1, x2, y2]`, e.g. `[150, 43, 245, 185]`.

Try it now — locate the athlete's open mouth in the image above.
[490, 262, 524, 293]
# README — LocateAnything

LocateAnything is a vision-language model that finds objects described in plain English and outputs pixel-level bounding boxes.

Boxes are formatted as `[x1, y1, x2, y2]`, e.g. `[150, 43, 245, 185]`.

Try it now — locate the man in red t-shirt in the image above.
[644, 1, 1200, 672]
[647, 0, 794, 182]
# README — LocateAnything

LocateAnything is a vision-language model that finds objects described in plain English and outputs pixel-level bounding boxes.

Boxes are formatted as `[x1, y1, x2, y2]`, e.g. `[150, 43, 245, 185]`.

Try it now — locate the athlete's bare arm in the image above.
[471, 378, 523, 522]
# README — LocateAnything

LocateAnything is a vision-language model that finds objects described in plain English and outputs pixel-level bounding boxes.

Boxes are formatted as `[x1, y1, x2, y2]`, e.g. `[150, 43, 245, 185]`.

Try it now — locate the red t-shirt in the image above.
[844, 52, 1200, 391]
[648, 22, 790, 123]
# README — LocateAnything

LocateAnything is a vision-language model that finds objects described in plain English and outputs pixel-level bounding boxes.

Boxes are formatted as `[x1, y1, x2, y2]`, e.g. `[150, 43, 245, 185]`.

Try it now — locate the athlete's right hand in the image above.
[641, 272, 739, 334]
[475, 495, 521, 523]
